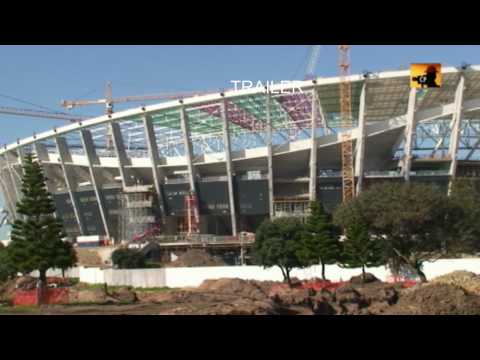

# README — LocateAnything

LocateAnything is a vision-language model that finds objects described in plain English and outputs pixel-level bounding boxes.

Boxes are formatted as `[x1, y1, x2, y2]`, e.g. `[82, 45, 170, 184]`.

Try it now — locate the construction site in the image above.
[1, 45, 480, 316]
[1, 46, 480, 266]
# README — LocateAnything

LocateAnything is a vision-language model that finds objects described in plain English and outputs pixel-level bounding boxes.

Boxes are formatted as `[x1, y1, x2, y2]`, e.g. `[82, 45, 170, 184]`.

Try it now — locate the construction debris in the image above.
[166, 249, 226, 267]
[385, 283, 480, 315]
[430, 271, 480, 295]
[1, 271, 480, 314]
[75, 248, 104, 267]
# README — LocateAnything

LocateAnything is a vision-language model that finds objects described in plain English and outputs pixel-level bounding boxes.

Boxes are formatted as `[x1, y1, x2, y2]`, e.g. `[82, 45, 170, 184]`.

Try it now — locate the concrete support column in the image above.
[266, 92, 274, 219]
[402, 88, 417, 182]
[449, 75, 466, 182]
[355, 82, 367, 194]
[33, 142, 56, 194]
[179, 103, 196, 192]
[3, 153, 20, 202]
[55, 137, 86, 235]
[179, 103, 200, 232]
[143, 115, 166, 219]
[220, 96, 238, 236]
[0, 171, 16, 221]
[110, 121, 131, 189]
[309, 89, 319, 202]
[79, 129, 111, 239]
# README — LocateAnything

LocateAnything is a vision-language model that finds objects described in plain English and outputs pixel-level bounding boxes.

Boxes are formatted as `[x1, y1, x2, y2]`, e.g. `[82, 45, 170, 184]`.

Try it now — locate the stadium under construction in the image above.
[1, 65, 480, 262]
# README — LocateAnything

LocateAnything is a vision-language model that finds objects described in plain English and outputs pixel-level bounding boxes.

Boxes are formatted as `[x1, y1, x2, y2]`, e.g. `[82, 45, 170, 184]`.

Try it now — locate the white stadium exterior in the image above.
[1, 65, 480, 255]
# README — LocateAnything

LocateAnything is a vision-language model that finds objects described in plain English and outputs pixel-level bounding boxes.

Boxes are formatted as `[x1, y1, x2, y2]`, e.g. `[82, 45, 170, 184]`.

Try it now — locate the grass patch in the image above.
[134, 287, 171, 292]
[0, 304, 38, 314]
[75, 283, 124, 291]
[74, 282, 171, 293]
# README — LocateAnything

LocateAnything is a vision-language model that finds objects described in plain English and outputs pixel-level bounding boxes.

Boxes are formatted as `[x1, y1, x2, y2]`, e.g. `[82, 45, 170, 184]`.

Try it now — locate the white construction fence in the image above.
[68, 258, 480, 289]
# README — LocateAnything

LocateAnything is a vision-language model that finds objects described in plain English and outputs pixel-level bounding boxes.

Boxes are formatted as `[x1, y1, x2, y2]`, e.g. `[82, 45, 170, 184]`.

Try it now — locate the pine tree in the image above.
[298, 201, 340, 280]
[341, 219, 384, 281]
[253, 217, 304, 286]
[7, 153, 76, 283]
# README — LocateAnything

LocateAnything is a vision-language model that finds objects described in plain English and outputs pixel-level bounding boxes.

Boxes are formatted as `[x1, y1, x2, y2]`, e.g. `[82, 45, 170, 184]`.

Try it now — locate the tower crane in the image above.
[61, 82, 215, 114]
[305, 45, 321, 80]
[338, 45, 355, 203]
[61, 82, 216, 149]
[0, 105, 84, 122]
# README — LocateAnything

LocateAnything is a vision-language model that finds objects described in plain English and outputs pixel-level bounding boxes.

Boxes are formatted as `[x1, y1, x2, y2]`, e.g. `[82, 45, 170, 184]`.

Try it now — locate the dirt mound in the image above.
[166, 249, 226, 268]
[197, 278, 269, 301]
[385, 283, 480, 315]
[269, 286, 315, 307]
[68, 288, 110, 304]
[75, 249, 103, 267]
[109, 287, 137, 304]
[431, 271, 480, 295]
[136, 291, 175, 303]
[349, 273, 380, 285]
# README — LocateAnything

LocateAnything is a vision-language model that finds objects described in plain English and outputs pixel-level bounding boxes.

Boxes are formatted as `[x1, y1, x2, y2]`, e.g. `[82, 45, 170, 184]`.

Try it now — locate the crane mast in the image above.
[338, 45, 355, 203]
[305, 45, 321, 80]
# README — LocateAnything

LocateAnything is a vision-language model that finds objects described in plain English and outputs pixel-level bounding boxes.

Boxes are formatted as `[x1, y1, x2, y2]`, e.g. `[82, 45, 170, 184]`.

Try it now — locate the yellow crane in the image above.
[61, 82, 213, 148]
[338, 45, 355, 203]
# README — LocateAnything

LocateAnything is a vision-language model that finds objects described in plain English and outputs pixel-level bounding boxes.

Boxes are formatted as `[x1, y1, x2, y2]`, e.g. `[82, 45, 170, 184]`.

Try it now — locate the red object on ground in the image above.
[132, 224, 161, 242]
[13, 290, 39, 306]
[13, 288, 70, 306]
[401, 280, 417, 288]
[43, 288, 69, 304]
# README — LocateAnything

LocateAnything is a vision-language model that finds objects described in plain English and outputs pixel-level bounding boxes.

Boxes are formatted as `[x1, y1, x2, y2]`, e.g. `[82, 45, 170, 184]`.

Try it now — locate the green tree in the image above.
[448, 177, 480, 253]
[297, 201, 340, 280]
[54, 240, 78, 278]
[253, 217, 305, 286]
[7, 153, 76, 283]
[0, 244, 16, 283]
[341, 219, 385, 281]
[334, 182, 465, 282]
[111, 248, 146, 269]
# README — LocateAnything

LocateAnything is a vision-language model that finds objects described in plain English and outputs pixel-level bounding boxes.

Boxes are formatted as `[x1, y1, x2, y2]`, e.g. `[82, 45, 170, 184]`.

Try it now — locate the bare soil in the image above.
[2, 271, 480, 315]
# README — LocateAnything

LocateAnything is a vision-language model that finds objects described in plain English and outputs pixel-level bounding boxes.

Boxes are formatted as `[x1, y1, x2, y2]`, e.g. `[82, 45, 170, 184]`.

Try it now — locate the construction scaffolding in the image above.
[118, 185, 158, 243]
[273, 198, 311, 221]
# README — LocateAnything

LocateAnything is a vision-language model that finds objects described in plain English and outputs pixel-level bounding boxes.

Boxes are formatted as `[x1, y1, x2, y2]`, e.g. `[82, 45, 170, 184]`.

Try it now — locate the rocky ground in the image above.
[1, 271, 480, 315]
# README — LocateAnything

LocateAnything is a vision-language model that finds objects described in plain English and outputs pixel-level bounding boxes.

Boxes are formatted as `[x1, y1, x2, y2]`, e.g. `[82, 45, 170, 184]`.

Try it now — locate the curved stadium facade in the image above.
[1, 66, 480, 246]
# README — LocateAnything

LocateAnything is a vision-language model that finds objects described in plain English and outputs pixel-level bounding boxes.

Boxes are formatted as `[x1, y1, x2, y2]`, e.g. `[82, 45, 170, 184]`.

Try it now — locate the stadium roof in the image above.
[2, 64, 480, 156]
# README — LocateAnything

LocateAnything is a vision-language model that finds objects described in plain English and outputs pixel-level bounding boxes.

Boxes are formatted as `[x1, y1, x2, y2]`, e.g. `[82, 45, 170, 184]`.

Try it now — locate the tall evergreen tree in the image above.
[7, 153, 76, 283]
[253, 217, 305, 286]
[341, 219, 385, 281]
[298, 201, 340, 280]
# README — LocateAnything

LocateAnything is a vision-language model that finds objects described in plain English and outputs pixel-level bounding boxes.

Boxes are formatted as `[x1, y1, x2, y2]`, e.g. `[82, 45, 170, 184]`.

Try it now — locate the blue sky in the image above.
[0, 45, 479, 237]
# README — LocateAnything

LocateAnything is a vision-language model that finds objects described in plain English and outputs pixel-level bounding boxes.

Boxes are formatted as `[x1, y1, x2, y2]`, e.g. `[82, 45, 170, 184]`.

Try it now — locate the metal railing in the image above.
[152, 234, 255, 245]
[238, 174, 268, 180]
[364, 171, 402, 178]
[318, 170, 342, 178]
